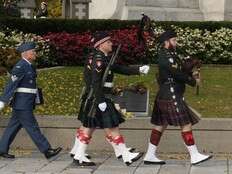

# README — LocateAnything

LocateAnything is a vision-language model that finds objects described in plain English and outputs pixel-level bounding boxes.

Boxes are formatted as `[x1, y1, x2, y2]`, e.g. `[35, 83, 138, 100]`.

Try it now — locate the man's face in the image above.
[25, 49, 37, 62]
[168, 37, 177, 50]
[164, 37, 177, 50]
[100, 40, 113, 53]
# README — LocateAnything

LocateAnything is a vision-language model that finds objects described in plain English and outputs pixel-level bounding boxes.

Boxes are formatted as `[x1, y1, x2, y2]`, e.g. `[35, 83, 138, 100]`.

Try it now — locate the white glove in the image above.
[139, 65, 150, 74]
[0, 101, 5, 111]
[98, 102, 107, 112]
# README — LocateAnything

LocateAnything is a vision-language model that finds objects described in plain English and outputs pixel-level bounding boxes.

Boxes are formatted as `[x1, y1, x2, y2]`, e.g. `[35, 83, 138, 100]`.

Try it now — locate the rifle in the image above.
[101, 44, 122, 87]
[83, 44, 122, 117]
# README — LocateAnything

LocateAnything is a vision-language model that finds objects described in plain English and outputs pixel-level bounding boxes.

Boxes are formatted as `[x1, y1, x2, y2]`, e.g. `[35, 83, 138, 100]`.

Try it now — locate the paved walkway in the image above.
[0, 151, 230, 174]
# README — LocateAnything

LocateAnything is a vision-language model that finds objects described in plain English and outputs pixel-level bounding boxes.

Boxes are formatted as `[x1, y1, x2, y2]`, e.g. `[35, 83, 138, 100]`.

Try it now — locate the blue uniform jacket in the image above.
[0, 59, 37, 110]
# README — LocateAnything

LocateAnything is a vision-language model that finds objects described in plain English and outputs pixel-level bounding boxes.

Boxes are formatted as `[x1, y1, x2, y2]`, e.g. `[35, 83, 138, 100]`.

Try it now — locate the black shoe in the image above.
[70, 153, 91, 159]
[0, 152, 15, 159]
[73, 159, 96, 166]
[144, 160, 166, 165]
[44, 147, 62, 159]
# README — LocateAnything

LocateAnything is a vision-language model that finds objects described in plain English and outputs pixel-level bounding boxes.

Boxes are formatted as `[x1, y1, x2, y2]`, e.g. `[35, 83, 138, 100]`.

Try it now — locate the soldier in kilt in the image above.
[70, 31, 150, 166]
[143, 30, 212, 165]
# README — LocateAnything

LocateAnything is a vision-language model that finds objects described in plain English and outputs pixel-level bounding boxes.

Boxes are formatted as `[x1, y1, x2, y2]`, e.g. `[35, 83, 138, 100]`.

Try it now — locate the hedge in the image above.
[1, 18, 232, 67]
[2, 18, 232, 35]
[0, 18, 138, 35]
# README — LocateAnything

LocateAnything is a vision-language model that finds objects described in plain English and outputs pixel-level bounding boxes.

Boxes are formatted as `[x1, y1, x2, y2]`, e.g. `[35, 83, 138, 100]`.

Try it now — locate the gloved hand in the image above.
[98, 102, 107, 112]
[192, 71, 199, 78]
[139, 65, 150, 74]
[0, 101, 5, 111]
[192, 71, 201, 85]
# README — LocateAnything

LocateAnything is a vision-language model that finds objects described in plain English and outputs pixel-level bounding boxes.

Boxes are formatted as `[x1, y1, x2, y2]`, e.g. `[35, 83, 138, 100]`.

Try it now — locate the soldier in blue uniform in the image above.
[0, 42, 62, 159]
[70, 31, 150, 166]
[143, 30, 212, 165]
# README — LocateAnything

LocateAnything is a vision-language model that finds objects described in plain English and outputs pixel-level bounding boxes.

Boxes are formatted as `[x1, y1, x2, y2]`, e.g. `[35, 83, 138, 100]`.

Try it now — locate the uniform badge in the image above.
[11, 75, 18, 82]
[169, 58, 174, 63]
[96, 60, 102, 67]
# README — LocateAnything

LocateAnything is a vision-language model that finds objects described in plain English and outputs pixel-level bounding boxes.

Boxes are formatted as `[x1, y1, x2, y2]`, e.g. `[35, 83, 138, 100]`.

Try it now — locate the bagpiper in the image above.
[143, 30, 212, 165]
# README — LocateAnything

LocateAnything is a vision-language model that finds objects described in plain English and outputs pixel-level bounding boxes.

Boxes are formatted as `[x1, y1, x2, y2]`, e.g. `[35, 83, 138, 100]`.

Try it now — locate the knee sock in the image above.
[181, 130, 195, 146]
[150, 129, 162, 146]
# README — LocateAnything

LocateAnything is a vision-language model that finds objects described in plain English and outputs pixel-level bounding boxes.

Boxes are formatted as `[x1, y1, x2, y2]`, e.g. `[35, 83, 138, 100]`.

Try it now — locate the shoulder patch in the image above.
[96, 60, 102, 67]
[95, 58, 103, 73]
[89, 59, 92, 64]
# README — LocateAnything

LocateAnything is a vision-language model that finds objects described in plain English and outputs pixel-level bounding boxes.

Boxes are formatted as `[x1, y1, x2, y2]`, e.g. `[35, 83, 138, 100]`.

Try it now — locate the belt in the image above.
[104, 82, 114, 88]
[16, 87, 37, 94]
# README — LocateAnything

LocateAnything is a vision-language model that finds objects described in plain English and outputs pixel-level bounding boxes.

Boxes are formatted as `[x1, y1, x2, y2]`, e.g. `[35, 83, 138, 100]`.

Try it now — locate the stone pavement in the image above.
[0, 151, 230, 174]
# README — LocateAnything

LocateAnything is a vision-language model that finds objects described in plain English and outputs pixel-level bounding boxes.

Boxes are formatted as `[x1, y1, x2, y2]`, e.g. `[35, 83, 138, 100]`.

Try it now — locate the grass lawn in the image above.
[0, 65, 231, 118]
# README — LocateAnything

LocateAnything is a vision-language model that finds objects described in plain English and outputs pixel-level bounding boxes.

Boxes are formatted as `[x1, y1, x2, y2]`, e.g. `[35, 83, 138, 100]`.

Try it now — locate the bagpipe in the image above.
[138, 13, 201, 95]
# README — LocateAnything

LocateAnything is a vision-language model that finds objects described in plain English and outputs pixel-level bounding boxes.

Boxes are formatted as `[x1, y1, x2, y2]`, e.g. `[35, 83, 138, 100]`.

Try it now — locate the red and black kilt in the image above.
[151, 97, 200, 126]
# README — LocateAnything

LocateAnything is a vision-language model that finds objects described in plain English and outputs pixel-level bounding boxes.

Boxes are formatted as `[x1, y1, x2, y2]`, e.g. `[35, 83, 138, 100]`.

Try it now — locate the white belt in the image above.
[104, 82, 114, 88]
[16, 87, 37, 94]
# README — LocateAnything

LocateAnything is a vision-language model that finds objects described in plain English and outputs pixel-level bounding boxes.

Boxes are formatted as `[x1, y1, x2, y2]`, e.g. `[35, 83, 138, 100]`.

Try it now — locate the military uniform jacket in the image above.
[0, 59, 37, 110]
[84, 49, 140, 104]
[157, 48, 196, 100]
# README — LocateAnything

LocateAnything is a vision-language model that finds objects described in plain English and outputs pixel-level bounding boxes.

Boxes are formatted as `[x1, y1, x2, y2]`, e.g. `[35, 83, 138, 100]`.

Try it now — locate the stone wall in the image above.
[225, 0, 232, 20]
[199, 0, 225, 21]
[62, 0, 91, 19]
[89, 0, 232, 21]
[1, 116, 232, 153]
[17, 0, 36, 19]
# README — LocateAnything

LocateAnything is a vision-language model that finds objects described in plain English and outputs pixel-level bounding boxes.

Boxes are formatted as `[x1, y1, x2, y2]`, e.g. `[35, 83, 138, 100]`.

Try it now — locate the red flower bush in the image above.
[43, 31, 92, 65]
[43, 27, 146, 66]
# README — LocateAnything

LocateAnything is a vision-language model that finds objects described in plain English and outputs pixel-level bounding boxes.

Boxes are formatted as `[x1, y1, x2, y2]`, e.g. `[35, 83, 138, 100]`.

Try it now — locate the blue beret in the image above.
[17, 42, 36, 53]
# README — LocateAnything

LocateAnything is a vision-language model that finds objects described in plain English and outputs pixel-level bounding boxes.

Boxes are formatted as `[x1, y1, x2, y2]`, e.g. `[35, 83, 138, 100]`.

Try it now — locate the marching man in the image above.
[70, 31, 150, 166]
[143, 30, 212, 165]
[0, 42, 62, 159]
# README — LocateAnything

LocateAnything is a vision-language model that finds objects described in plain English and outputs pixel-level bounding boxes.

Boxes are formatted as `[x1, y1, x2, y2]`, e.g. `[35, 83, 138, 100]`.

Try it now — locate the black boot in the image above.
[0, 152, 15, 159]
[44, 147, 62, 159]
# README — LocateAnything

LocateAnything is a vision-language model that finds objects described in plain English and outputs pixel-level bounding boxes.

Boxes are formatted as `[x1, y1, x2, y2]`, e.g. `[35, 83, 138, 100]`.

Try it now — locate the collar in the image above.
[22, 58, 31, 65]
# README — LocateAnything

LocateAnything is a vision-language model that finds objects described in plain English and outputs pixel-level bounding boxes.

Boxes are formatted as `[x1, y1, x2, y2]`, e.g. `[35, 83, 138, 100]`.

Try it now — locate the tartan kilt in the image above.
[78, 98, 125, 129]
[151, 96, 200, 126]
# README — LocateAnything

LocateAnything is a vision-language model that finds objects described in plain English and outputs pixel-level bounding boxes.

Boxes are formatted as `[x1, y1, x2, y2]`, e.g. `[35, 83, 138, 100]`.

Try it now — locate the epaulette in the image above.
[11, 62, 25, 75]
